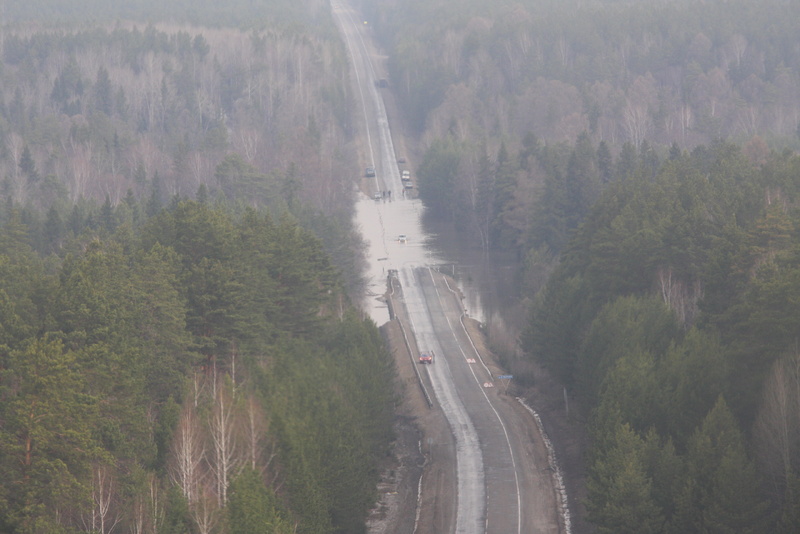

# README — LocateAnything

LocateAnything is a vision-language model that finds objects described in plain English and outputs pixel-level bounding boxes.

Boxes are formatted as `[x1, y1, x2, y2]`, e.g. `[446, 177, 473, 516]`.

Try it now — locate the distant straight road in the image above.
[331, 0, 403, 197]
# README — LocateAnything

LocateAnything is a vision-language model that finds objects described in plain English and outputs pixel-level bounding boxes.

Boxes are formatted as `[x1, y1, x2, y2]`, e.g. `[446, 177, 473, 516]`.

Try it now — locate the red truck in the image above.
[419, 352, 433, 364]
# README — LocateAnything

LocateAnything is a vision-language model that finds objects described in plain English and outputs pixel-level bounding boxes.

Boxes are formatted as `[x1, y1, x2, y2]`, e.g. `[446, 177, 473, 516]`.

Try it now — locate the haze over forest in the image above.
[2, 0, 800, 533]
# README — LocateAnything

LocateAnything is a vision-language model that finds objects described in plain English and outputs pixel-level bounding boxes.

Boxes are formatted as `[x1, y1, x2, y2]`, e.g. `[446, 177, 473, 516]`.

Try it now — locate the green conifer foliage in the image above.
[227, 469, 292, 534]
[586, 422, 664, 534]
[0, 338, 99, 531]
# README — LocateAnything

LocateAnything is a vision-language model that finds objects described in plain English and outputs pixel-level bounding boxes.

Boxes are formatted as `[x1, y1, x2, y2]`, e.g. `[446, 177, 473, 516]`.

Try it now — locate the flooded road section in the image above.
[357, 193, 520, 332]
[357, 195, 439, 324]
[334, 0, 517, 328]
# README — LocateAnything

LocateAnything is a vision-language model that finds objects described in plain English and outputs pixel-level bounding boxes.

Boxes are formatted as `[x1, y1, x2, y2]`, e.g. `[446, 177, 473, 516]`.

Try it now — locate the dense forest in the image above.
[364, 0, 800, 149]
[0, 5, 365, 293]
[361, 0, 800, 251]
[416, 129, 800, 532]
[3, 0, 336, 30]
[365, 0, 800, 531]
[0, 198, 395, 533]
[524, 141, 800, 532]
[9, 0, 800, 531]
[0, 1, 397, 533]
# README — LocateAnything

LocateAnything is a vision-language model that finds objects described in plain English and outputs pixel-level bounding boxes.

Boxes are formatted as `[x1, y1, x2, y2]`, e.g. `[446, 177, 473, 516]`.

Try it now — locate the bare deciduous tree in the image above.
[69, 140, 95, 202]
[82, 464, 121, 534]
[755, 350, 800, 498]
[169, 404, 206, 504]
[208, 379, 241, 506]
[131, 472, 164, 534]
[190, 483, 220, 534]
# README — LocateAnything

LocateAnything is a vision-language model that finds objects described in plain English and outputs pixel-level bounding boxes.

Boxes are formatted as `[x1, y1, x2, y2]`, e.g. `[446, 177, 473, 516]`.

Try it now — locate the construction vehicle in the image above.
[419, 352, 433, 364]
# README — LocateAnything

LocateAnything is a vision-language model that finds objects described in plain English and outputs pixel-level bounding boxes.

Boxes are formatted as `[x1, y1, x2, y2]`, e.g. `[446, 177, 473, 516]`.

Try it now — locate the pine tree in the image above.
[658, 328, 728, 444]
[227, 469, 292, 534]
[597, 140, 613, 183]
[94, 66, 113, 115]
[0, 338, 99, 531]
[563, 132, 600, 232]
[616, 142, 638, 179]
[490, 142, 519, 249]
[678, 397, 770, 533]
[162, 486, 193, 534]
[586, 422, 664, 534]
[19, 145, 38, 184]
[43, 206, 64, 254]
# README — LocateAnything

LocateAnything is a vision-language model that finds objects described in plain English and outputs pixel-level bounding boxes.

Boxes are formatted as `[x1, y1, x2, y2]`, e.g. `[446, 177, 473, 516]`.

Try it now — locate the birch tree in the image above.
[169, 404, 206, 505]
[755, 352, 800, 499]
[208, 379, 241, 506]
[83, 464, 121, 534]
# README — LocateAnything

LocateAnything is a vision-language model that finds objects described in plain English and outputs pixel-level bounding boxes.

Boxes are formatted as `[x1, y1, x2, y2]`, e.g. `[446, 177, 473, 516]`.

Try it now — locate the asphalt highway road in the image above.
[402, 267, 561, 534]
[331, 0, 403, 197]
[331, 1, 566, 532]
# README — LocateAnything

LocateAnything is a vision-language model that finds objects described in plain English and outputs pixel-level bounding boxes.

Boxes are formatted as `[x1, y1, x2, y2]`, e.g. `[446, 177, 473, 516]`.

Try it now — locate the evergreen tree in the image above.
[416, 136, 462, 218]
[474, 146, 495, 250]
[0, 338, 99, 531]
[586, 422, 664, 534]
[616, 142, 638, 180]
[162, 485, 193, 534]
[597, 140, 613, 183]
[642, 430, 684, 527]
[576, 295, 678, 408]
[227, 469, 292, 534]
[490, 142, 519, 249]
[19, 145, 38, 184]
[523, 271, 587, 386]
[778, 475, 800, 534]
[133, 243, 196, 402]
[676, 397, 770, 533]
[94, 66, 113, 115]
[658, 328, 728, 444]
[43, 206, 64, 254]
[596, 346, 659, 434]
[146, 172, 164, 217]
[563, 132, 600, 232]
[101, 195, 116, 232]
[669, 142, 682, 161]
